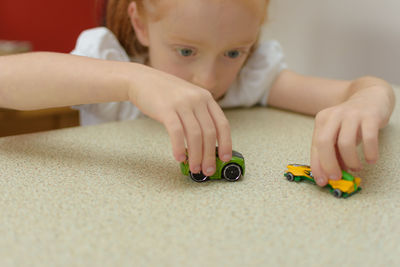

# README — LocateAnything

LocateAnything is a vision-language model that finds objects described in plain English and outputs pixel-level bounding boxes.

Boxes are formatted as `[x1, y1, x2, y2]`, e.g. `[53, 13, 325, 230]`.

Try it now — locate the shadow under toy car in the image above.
[180, 149, 245, 182]
[284, 164, 362, 198]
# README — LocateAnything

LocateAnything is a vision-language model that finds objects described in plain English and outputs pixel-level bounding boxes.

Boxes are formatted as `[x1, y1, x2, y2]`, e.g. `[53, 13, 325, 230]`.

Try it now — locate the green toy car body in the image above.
[180, 149, 245, 182]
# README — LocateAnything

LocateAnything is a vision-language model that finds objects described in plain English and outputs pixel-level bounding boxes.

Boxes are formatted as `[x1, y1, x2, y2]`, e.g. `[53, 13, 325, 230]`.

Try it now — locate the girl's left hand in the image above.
[310, 85, 394, 186]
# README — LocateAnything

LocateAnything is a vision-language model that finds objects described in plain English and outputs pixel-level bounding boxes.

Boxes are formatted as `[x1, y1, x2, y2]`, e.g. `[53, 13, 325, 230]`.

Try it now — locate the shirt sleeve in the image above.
[218, 40, 288, 108]
[69, 27, 133, 126]
[70, 27, 130, 61]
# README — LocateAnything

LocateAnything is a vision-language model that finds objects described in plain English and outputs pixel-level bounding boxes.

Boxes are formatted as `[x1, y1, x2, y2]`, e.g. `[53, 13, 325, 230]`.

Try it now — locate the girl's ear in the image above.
[128, 2, 150, 47]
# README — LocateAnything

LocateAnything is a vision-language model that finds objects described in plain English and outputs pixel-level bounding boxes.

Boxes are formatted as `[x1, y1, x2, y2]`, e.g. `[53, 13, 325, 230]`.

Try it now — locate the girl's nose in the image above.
[192, 65, 218, 92]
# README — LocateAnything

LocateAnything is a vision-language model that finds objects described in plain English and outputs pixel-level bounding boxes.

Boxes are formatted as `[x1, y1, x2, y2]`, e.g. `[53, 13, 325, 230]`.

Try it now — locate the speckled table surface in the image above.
[1, 88, 399, 267]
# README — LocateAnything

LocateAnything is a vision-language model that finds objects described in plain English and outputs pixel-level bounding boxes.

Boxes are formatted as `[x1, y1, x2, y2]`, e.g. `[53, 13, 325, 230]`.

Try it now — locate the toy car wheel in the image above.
[222, 163, 242, 181]
[189, 171, 208, 182]
[333, 189, 343, 198]
[286, 172, 295, 182]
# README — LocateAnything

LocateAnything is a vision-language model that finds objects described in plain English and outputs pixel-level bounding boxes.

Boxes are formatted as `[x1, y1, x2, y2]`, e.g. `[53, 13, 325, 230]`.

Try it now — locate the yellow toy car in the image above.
[284, 164, 362, 198]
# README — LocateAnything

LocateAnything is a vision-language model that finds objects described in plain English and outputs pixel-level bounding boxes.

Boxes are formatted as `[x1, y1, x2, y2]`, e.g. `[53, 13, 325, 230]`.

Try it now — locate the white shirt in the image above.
[71, 27, 287, 126]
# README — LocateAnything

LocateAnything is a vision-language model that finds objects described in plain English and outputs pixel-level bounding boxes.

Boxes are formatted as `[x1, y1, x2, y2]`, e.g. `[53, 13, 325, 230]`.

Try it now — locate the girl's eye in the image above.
[177, 48, 195, 57]
[224, 50, 241, 59]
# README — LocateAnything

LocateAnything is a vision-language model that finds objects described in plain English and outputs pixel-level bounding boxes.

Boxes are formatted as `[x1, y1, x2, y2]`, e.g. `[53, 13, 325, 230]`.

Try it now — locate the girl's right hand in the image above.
[127, 65, 232, 177]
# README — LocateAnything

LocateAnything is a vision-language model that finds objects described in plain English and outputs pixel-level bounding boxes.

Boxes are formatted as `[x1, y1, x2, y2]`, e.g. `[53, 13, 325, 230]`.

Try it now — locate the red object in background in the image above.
[0, 0, 104, 53]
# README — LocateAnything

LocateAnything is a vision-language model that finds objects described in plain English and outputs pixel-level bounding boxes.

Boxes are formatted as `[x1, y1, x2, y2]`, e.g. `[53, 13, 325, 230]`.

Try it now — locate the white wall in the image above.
[261, 0, 400, 84]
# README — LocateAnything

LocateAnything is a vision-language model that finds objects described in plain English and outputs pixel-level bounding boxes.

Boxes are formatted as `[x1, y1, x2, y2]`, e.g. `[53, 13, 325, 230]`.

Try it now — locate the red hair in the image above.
[105, 0, 150, 57]
[105, 0, 269, 58]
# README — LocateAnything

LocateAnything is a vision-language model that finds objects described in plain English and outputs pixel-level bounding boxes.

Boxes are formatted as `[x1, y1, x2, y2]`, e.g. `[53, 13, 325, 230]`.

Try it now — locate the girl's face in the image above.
[132, 0, 267, 100]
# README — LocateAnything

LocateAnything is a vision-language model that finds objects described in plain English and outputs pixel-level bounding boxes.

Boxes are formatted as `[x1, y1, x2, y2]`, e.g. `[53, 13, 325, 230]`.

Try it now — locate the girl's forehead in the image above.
[149, 0, 266, 48]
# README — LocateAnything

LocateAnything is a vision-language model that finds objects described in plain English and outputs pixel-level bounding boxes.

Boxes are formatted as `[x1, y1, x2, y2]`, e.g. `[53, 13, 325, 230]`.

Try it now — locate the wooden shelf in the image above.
[0, 107, 79, 137]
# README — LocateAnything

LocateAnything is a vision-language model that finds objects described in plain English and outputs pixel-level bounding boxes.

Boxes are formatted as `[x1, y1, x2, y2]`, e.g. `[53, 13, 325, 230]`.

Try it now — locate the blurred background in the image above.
[0, 0, 101, 53]
[1, 0, 399, 137]
[262, 0, 400, 84]
[0, 0, 102, 137]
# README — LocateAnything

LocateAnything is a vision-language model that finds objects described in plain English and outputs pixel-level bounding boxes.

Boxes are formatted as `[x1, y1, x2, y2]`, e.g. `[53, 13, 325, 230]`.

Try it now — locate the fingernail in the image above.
[316, 177, 324, 185]
[178, 155, 186, 162]
[350, 167, 361, 172]
[222, 154, 231, 162]
[206, 167, 215, 175]
[193, 166, 201, 173]
[329, 174, 340, 180]
[367, 159, 376, 164]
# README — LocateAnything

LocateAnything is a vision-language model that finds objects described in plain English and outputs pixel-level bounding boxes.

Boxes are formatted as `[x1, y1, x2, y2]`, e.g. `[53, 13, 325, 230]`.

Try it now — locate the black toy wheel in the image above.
[190, 171, 208, 182]
[286, 172, 295, 182]
[222, 163, 242, 181]
[333, 189, 343, 198]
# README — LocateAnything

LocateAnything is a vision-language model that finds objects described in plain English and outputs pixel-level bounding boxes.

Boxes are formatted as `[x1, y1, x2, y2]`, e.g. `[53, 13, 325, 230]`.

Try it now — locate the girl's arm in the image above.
[267, 70, 351, 116]
[0, 52, 232, 176]
[0, 52, 131, 110]
[268, 69, 395, 186]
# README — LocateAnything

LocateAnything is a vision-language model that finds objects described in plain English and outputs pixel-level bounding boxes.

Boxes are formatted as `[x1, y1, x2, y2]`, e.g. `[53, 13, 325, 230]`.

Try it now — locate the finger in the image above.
[310, 145, 328, 186]
[337, 119, 362, 171]
[208, 100, 232, 162]
[194, 105, 217, 176]
[361, 119, 380, 164]
[177, 107, 202, 174]
[313, 115, 342, 180]
[335, 144, 349, 171]
[163, 111, 186, 162]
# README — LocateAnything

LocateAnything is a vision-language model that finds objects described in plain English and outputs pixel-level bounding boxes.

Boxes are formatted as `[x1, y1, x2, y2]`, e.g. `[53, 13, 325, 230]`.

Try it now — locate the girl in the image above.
[0, 0, 395, 186]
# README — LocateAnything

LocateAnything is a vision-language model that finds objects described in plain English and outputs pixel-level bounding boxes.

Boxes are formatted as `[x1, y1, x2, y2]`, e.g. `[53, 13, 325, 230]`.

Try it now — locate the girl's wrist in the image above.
[347, 76, 393, 100]
[120, 62, 154, 106]
[346, 82, 395, 127]
[111, 61, 156, 105]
